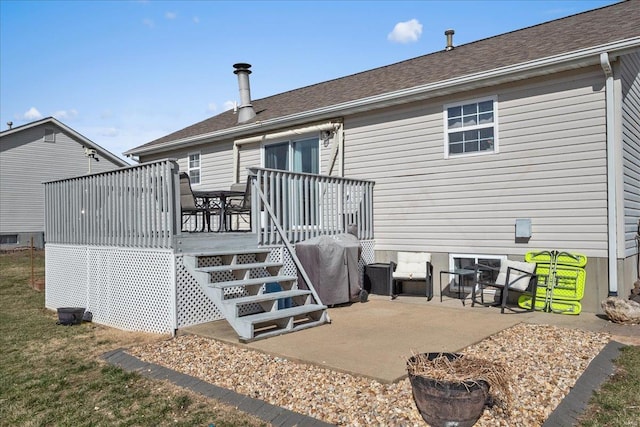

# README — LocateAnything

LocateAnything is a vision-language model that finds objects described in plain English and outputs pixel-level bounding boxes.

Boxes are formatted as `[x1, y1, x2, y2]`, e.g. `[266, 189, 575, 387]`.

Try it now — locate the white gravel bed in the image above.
[127, 323, 610, 426]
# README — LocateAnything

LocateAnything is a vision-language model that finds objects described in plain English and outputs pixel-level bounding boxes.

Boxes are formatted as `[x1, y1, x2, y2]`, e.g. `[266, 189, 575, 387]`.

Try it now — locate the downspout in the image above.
[233, 142, 239, 183]
[600, 52, 618, 296]
[327, 122, 344, 177]
[339, 127, 344, 177]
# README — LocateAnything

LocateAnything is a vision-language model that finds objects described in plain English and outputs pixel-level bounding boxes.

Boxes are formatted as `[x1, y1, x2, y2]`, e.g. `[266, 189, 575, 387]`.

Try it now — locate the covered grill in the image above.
[295, 234, 362, 306]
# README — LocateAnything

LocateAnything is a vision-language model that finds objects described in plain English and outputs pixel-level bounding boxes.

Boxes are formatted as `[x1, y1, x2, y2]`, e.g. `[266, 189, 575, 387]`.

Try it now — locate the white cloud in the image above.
[387, 19, 423, 43]
[53, 109, 78, 120]
[100, 109, 113, 119]
[193, 16, 200, 24]
[207, 101, 235, 114]
[143, 18, 154, 28]
[165, 11, 177, 20]
[23, 107, 42, 120]
[98, 127, 118, 137]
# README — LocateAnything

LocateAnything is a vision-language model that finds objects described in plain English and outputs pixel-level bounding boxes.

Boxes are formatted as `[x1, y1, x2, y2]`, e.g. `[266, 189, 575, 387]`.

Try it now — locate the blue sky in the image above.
[0, 0, 618, 160]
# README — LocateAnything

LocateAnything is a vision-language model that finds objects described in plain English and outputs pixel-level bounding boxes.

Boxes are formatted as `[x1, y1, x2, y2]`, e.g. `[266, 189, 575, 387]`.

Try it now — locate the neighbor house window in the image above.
[188, 152, 201, 185]
[44, 128, 55, 142]
[0, 234, 18, 245]
[444, 97, 497, 157]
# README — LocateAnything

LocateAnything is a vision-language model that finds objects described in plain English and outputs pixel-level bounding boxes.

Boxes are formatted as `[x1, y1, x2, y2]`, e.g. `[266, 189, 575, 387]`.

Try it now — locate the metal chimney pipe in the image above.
[233, 63, 256, 123]
[445, 29, 455, 51]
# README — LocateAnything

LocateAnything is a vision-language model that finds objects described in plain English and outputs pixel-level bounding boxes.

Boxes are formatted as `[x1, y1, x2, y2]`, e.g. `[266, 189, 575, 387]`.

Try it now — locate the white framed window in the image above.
[0, 234, 18, 245]
[44, 128, 55, 142]
[448, 253, 506, 288]
[444, 96, 497, 158]
[187, 152, 201, 185]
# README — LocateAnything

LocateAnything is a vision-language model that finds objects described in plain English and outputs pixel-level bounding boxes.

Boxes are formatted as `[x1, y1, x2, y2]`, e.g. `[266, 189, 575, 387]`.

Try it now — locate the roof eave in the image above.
[126, 37, 640, 157]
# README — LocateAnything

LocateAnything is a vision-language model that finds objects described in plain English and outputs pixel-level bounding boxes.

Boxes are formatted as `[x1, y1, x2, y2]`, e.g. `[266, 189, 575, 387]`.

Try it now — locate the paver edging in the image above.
[542, 340, 625, 426]
[102, 339, 626, 427]
[101, 349, 334, 427]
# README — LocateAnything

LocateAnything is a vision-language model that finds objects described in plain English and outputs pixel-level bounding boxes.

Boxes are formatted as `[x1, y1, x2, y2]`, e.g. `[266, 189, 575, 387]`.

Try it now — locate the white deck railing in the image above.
[44, 159, 179, 249]
[44, 162, 374, 249]
[249, 167, 375, 245]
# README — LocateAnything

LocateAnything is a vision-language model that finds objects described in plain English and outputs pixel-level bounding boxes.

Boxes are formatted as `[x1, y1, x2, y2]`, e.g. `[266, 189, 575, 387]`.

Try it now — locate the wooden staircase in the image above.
[183, 247, 329, 342]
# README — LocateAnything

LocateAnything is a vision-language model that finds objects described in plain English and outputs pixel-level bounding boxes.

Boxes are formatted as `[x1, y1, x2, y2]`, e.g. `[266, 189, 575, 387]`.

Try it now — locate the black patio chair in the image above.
[179, 172, 211, 232]
[472, 259, 538, 313]
[226, 180, 252, 231]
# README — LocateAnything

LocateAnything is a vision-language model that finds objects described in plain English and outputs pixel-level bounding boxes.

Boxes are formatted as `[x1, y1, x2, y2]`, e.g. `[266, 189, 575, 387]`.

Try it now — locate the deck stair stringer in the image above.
[183, 247, 329, 342]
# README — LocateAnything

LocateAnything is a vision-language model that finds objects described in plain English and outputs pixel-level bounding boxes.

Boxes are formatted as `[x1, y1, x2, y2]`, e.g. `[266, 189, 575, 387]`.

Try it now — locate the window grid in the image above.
[0, 234, 18, 244]
[449, 253, 506, 285]
[188, 152, 201, 185]
[445, 98, 496, 157]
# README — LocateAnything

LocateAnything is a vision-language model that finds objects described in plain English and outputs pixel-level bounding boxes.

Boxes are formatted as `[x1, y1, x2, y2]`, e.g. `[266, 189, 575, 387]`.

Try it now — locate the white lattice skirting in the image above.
[46, 244, 176, 334]
[46, 240, 376, 334]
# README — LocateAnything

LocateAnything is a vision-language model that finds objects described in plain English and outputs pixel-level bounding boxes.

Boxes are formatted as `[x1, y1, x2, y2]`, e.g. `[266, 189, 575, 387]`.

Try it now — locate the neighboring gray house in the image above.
[0, 117, 129, 249]
[125, 1, 640, 313]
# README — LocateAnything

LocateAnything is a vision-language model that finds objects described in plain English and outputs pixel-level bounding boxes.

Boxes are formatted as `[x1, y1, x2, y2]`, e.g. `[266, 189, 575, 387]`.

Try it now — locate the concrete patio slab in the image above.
[182, 294, 640, 383]
[182, 295, 523, 383]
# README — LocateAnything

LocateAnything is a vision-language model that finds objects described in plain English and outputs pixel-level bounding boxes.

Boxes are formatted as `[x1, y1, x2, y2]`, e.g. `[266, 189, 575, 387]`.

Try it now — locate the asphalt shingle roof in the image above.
[133, 0, 640, 152]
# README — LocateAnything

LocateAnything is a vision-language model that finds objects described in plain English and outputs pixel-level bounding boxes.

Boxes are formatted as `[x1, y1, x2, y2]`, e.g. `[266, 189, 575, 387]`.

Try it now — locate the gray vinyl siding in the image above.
[343, 68, 608, 257]
[621, 51, 640, 258]
[141, 140, 235, 190]
[0, 124, 123, 234]
[237, 141, 260, 182]
[143, 131, 330, 191]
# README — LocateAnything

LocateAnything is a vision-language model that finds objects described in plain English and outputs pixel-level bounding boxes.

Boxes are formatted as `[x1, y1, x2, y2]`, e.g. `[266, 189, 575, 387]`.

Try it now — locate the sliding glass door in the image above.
[265, 138, 318, 174]
[292, 138, 318, 174]
[264, 137, 319, 229]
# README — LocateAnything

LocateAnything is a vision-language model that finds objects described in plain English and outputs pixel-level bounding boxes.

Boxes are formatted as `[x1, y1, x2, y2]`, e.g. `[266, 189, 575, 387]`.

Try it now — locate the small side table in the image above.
[439, 268, 476, 305]
[364, 263, 393, 296]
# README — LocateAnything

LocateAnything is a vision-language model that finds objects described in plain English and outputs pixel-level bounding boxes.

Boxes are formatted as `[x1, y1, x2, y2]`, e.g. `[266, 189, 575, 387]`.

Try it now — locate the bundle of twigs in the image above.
[407, 352, 513, 408]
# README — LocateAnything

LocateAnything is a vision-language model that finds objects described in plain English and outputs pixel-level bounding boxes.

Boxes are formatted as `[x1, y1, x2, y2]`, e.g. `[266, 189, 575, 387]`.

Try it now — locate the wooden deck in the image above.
[174, 231, 260, 254]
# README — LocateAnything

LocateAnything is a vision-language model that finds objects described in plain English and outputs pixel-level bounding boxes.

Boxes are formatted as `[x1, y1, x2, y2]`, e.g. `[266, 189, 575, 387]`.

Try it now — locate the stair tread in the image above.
[181, 247, 273, 257]
[223, 289, 311, 305]
[184, 245, 329, 342]
[239, 304, 327, 324]
[211, 275, 297, 288]
[239, 318, 328, 343]
[197, 261, 282, 273]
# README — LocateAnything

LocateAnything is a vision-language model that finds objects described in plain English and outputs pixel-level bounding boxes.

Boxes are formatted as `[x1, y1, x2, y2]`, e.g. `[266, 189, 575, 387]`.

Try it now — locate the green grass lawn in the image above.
[0, 249, 266, 427]
[579, 344, 640, 426]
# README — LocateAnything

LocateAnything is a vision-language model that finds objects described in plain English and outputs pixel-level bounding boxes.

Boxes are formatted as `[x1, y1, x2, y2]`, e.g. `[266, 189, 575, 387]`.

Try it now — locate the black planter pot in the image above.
[56, 307, 85, 325]
[407, 353, 489, 427]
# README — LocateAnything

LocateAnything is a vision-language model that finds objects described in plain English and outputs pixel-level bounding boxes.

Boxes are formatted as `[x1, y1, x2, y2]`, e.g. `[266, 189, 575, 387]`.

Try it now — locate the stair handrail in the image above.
[250, 176, 327, 313]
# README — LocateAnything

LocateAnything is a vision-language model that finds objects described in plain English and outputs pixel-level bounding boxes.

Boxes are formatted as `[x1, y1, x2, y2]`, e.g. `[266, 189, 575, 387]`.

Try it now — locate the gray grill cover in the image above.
[295, 234, 361, 305]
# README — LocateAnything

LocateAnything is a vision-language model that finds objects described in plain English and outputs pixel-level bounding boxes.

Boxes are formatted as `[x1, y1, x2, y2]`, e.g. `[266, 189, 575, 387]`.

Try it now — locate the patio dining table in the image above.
[192, 190, 244, 232]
